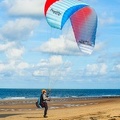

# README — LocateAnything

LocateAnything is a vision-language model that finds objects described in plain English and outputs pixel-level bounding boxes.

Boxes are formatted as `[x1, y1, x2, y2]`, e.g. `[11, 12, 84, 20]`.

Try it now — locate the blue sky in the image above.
[0, 0, 120, 89]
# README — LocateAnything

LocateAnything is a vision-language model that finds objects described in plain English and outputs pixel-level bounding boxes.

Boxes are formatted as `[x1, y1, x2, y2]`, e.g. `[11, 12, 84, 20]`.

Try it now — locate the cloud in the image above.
[36, 56, 64, 68]
[16, 62, 30, 70]
[0, 60, 30, 74]
[33, 68, 48, 77]
[48, 55, 64, 66]
[38, 35, 105, 56]
[85, 63, 107, 76]
[94, 42, 105, 51]
[37, 35, 81, 56]
[0, 63, 6, 72]
[33, 55, 71, 78]
[5, 47, 24, 60]
[99, 17, 116, 26]
[113, 64, 120, 72]
[0, 41, 25, 61]
[99, 12, 116, 26]
[0, 42, 31, 76]
[0, 18, 39, 41]
[3, 0, 45, 17]
[0, 41, 16, 51]
[0, 41, 29, 76]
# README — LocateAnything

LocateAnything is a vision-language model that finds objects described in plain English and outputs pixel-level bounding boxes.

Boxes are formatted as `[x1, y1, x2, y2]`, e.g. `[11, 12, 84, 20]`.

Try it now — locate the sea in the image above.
[0, 89, 120, 100]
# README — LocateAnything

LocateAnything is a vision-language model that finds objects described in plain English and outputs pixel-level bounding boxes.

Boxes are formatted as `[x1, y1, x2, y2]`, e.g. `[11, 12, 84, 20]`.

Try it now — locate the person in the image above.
[40, 89, 50, 118]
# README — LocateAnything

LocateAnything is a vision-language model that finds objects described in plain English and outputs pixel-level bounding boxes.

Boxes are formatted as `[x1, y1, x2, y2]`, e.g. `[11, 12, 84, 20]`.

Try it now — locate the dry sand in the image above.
[0, 97, 120, 120]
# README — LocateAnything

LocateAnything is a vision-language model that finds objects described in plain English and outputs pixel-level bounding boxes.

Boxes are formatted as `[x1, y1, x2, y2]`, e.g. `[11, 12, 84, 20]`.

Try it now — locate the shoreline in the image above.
[0, 97, 120, 120]
[1, 94, 120, 100]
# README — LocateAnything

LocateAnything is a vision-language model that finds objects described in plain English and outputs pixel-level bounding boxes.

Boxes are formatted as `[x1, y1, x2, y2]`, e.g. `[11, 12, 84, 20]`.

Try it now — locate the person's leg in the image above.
[44, 102, 48, 117]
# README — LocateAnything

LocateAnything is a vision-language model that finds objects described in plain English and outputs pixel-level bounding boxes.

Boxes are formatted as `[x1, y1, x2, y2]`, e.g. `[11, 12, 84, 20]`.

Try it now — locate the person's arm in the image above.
[43, 94, 49, 101]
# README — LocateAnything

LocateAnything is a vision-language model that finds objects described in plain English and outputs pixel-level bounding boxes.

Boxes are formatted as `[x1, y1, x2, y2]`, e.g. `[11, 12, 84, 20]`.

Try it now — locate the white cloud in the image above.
[17, 62, 29, 69]
[0, 18, 39, 41]
[49, 56, 63, 66]
[37, 59, 49, 67]
[99, 12, 116, 26]
[37, 35, 81, 56]
[0, 41, 28, 75]
[33, 68, 48, 77]
[5, 47, 24, 60]
[33, 55, 71, 78]
[94, 42, 105, 51]
[85, 63, 107, 76]
[0, 63, 6, 72]
[99, 17, 116, 26]
[0, 42, 16, 51]
[37, 55, 70, 68]
[3, 0, 45, 17]
[0, 60, 30, 76]
[113, 64, 120, 72]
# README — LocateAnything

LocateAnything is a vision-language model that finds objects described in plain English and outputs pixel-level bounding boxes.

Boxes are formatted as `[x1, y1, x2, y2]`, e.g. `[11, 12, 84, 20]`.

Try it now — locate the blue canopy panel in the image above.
[45, 0, 88, 29]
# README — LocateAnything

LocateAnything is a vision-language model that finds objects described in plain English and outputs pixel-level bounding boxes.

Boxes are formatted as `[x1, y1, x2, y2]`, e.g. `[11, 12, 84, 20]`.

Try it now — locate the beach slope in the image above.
[0, 98, 120, 120]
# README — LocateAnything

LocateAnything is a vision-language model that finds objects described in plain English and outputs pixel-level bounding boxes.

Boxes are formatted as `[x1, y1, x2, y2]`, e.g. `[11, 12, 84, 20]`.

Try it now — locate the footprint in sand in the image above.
[90, 117, 97, 120]
[108, 118, 116, 120]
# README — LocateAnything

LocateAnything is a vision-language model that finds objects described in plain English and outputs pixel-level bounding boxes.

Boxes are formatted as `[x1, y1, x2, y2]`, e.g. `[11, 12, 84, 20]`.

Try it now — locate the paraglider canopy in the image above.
[44, 0, 97, 54]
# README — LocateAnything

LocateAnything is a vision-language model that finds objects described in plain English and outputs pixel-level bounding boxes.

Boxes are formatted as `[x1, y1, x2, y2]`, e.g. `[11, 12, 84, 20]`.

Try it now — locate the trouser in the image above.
[44, 102, 48, 116]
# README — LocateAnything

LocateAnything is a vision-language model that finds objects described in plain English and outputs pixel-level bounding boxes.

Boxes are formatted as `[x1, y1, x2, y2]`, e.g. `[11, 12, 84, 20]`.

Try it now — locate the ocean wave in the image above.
[4, 97, 27, 100]
[0, 96, 38, 100]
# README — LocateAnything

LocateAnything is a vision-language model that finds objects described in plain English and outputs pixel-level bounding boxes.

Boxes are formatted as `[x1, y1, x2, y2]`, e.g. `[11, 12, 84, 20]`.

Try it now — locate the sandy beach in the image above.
[0, 97, 120, 120]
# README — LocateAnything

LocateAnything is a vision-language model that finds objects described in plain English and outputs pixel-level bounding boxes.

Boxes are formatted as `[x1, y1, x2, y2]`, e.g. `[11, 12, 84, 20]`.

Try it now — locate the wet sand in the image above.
[0, 97, 120, 120]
